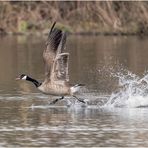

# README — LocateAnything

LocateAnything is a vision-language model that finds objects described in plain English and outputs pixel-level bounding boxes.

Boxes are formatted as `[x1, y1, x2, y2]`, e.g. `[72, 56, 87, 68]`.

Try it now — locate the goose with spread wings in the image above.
[16, 22, 85, 104]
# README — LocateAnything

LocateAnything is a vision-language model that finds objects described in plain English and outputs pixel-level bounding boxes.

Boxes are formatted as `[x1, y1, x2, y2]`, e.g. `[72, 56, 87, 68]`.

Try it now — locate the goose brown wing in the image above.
[57, 32, 67, 55]
[50, 53, 69, 83]
[43, 23, 62, 77]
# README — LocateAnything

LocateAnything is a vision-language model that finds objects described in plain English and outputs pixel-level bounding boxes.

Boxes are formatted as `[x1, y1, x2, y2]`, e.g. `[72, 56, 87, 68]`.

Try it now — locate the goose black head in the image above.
[16, 74, 27, 80]
[16, 74, 41, 87]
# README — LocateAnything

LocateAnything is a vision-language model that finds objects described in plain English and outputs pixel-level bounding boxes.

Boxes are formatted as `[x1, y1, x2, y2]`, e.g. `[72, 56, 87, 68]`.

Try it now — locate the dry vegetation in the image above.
[1, 1, 148, 35]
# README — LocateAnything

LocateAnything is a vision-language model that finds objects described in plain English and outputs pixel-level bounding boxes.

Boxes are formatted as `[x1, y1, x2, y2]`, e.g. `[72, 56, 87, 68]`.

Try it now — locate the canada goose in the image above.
[16, 22, 85, 104]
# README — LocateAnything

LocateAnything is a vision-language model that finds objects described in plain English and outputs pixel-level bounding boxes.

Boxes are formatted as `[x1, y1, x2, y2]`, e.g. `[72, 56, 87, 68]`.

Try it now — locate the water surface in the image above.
[0, 35, 148, 146]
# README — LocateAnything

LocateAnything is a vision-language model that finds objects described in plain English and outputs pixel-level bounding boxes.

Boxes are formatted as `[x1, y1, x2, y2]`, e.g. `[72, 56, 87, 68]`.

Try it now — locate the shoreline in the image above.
[0, 30, 146, 37]
[1, 2, 148, 37]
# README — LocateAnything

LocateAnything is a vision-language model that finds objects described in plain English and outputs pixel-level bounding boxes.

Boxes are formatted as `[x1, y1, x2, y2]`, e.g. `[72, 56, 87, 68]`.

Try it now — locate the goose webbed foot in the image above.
[73, 95, 86, 104]
[49, 96, 64, 105]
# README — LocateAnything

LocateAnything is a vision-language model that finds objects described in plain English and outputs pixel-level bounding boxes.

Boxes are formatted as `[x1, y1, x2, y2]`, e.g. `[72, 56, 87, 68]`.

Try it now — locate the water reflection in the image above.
[1, 35, 148, 93]
[0, 35, 148, 146]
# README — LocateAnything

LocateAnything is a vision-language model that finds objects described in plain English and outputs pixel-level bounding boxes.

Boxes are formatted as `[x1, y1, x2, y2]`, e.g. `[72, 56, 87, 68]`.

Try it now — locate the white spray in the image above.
[103, 70, 148, 108]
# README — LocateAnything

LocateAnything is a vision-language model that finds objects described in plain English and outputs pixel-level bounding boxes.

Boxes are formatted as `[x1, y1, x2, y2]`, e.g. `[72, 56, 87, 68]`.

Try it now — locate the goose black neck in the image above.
[26, 76, 41, 87]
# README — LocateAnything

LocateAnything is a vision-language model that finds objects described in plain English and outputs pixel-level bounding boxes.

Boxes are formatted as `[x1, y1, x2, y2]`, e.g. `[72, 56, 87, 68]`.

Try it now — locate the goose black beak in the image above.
[15, 77, 20, 80]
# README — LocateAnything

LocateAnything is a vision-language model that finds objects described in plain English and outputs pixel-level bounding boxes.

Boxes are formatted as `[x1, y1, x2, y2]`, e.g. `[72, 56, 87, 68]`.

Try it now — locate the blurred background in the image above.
[1, 1, 148, 35]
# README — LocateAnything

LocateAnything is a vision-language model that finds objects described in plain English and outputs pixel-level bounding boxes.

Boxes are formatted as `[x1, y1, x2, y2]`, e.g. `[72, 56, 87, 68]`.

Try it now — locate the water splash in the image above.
[103, 69, 148, 108]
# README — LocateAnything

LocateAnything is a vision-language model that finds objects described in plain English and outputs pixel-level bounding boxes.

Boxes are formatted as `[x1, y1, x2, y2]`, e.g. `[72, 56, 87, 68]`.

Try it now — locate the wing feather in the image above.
[57, 32, 67, 54]
[43, 22, 62, 77]
[43, 23, 69, 83]
[50, 53, 69, 83]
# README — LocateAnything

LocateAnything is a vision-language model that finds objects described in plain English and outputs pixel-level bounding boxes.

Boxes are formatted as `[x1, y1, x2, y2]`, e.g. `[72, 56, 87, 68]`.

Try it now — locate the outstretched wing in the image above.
[50, 53, 69, 83]
[57, 32, 67, 55]
[43, 22, 62, 77]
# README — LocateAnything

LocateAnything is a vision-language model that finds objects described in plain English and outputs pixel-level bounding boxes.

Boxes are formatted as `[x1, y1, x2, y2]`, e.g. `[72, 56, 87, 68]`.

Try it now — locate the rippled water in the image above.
[1, 35, 148, 146]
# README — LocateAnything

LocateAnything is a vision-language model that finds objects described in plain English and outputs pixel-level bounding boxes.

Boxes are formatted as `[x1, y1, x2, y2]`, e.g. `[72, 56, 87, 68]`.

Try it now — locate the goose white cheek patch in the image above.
[22, 76, 27, 80]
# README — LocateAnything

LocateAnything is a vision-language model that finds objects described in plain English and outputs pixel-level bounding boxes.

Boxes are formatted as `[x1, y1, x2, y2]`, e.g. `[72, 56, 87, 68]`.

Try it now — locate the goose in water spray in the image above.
[16, 22, 85, 104]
